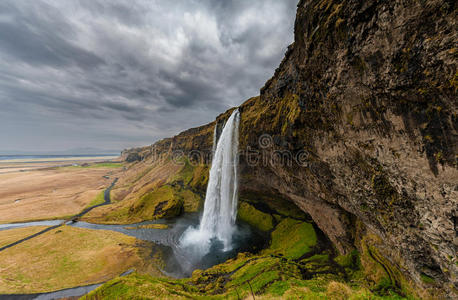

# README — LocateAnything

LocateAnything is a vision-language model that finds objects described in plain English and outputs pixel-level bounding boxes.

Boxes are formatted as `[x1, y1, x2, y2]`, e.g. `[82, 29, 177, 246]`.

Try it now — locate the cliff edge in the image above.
[119, 0, 457, 297]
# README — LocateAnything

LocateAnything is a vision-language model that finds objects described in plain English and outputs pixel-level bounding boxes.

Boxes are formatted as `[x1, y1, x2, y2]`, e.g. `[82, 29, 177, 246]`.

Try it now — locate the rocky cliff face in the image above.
[122, 0, 457, 297]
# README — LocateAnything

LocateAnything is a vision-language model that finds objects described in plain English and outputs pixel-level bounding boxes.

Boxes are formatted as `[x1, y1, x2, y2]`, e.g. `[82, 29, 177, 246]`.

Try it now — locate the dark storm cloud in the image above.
[0, 1, 105, 69]
[0, 0, 298, 152]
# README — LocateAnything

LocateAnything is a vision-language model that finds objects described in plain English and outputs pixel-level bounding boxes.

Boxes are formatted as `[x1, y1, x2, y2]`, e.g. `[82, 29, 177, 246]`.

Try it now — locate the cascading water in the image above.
[179, 109, 240, 254]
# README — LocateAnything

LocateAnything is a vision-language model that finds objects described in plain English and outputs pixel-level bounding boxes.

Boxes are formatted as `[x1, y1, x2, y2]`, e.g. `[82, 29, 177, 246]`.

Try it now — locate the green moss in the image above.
[420, 273, 435, 284]
[168, 159, 209, 190]
[102, 185, 184, 223]
[166, 159, 207, 212]
[265, 218, 317, 259]
[134, 185, 183, 219]
[177, 189, 202, 213]
[240, 191, 308, 220]
[237, 201, 274, 232]
[358, 234, 417, 299]
[169, 159, 194, 185]
[82, 274, 200, 300]
[249, 270, 280, 293]
[228, 257, 279, 288]
[274, 93, 302, 135]
[335, 250, 359, 269]
[303, 254, 330, 265]
[87, 246, 412, 300]
[189, 165, 209, 190]
[265, 280, 290, 296]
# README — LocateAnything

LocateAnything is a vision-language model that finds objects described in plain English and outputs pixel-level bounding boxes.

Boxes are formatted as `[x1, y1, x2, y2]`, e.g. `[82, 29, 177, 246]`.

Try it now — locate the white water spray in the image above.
[180, 109, 240, 253]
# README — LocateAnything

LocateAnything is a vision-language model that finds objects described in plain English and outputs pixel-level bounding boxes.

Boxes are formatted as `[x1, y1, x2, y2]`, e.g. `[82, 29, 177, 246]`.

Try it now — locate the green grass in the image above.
[82, 274, 201, 300]
[82, 223, 413, 300]
[0, 226, 153, 293]
[99, 185, 184, 224]
[85, 162, 123, 168]
[62, 162, 123, 170]
[85, 190, 105, 209]
[228, 257, 279, 288]
[168, 158, 209, 191]
[0, 226, 49, 248]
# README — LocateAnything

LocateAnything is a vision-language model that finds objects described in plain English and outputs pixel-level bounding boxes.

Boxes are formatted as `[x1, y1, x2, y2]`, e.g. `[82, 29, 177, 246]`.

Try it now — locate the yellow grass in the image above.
[85, 190, 105, 209]
[0, 226, 153, 293]
[0, 164, 123, 223]
[0, 226, 49, 248]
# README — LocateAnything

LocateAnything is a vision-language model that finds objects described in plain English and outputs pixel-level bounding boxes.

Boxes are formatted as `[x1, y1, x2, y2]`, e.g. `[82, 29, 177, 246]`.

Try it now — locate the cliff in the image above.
[118, 0, 457, 298]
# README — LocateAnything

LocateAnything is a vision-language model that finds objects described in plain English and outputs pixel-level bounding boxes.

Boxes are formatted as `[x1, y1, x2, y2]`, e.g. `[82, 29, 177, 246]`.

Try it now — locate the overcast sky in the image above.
[0, 0, 298, 153]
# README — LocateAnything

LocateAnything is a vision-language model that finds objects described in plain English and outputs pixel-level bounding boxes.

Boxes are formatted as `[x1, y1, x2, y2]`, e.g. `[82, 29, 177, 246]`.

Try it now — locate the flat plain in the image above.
[0, 158, 122, 223]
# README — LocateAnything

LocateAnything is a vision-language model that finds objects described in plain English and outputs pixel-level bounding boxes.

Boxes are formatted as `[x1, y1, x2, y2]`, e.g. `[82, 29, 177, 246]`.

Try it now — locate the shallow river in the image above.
[0, 213, 266, 300]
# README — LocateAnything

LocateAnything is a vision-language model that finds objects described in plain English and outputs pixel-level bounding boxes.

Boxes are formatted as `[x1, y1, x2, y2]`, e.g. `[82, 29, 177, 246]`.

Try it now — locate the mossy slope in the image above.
[83, 204, 411, 299]
[83, 158, 207, 224]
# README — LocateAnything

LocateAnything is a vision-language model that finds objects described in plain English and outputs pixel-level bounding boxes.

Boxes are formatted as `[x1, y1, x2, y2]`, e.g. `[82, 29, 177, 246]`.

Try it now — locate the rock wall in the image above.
[122, 0, 457, 297]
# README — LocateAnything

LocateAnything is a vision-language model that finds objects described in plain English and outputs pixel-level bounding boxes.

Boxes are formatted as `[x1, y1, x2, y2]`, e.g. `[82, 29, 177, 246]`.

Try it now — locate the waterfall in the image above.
[212, 122, 218, 156]
[180, 109, 240, 253]
[200, 109, 240, 249]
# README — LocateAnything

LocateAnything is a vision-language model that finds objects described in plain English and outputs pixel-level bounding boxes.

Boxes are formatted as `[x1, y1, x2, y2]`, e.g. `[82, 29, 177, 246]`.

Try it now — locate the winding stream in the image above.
[0, 213, 265, 299]
[0, 111, 261, 299]
[0, 178, 118, 252]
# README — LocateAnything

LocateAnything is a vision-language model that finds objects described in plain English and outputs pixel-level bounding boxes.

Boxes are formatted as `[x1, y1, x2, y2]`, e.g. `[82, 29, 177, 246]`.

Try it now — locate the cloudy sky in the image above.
[0, 0, 298, 153]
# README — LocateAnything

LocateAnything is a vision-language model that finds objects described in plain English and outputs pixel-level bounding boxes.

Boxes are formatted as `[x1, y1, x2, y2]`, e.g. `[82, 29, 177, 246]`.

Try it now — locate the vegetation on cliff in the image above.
[102, 0, 456, 298]
[82, 158, 207, 224]
[82, 183, 416, 299]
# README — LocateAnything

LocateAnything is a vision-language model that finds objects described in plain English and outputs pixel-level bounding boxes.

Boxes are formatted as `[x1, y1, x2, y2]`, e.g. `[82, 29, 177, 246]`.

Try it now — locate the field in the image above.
[0, 226, 49, 248]
[0, 159, 123, 223]
[0, 157, 167, 295]
[0, 225, 160, 293]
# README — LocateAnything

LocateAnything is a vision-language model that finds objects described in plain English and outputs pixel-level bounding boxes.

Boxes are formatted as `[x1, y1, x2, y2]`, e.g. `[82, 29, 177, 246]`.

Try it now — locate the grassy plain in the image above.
[0, 159, 123, 223]
[0, 225, 158, 294]
[0, 226, 49, 248]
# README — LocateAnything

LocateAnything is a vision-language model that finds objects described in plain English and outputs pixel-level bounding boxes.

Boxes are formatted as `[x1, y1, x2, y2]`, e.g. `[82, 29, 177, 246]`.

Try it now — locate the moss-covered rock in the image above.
[167, 159, 208, 212]
[237, 201, 274, 232]
[357, 232, 419, 299]
[86, 213, 412, 300]
[81, 274, 198, 300]
[264, 218, 317, 259]
[95, 185, 184, 224]
[110, 0, 456, 296]
[136, 186, 183, 220]
[240, 191, 309, 221]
